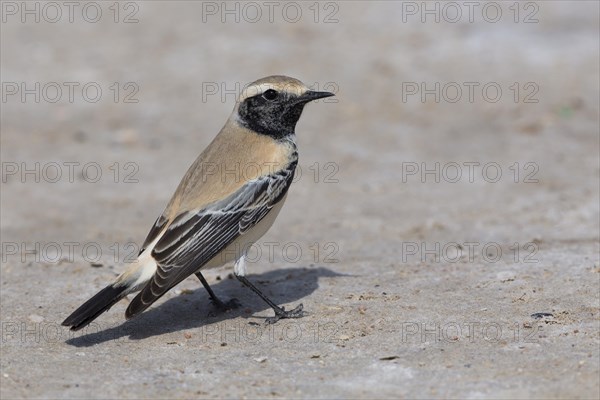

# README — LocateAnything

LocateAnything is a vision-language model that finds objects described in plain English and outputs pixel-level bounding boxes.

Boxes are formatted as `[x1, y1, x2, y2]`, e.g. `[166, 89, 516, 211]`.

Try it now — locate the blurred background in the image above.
[1, 1, 599, 398]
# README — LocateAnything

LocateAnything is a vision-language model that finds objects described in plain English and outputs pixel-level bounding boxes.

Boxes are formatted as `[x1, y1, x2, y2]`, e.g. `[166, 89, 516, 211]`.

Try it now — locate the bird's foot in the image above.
[265, 303, 305, 324]
[211, 297, 241, 312]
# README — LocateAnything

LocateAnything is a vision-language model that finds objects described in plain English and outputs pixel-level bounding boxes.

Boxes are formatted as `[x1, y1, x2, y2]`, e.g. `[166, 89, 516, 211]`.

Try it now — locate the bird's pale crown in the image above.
[239, 75, 309, 102]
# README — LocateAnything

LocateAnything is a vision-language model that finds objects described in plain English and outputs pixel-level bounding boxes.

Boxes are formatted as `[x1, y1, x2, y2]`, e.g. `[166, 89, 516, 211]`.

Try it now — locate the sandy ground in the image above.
[1, 1, 599, 399]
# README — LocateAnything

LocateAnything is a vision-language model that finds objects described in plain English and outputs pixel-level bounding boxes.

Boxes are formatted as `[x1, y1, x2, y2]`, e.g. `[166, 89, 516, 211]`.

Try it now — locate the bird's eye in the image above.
[263, 89, 278, 101]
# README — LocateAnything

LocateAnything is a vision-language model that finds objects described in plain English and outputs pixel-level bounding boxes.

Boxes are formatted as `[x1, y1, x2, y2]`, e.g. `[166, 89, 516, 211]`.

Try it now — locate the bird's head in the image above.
[234, 75, 334, 139]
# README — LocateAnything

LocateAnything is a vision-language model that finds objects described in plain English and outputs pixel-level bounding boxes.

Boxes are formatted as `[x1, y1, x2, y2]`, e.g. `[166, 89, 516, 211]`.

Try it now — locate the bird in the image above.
[62, 75, 334, 331]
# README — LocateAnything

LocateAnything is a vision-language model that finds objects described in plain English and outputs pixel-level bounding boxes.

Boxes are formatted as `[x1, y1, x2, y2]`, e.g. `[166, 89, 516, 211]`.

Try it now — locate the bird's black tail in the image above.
[62, 285, 129, 331]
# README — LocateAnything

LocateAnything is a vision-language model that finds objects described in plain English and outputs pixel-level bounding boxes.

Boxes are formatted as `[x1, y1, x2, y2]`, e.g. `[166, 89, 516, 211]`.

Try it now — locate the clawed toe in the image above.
[265, 303, 305, 324]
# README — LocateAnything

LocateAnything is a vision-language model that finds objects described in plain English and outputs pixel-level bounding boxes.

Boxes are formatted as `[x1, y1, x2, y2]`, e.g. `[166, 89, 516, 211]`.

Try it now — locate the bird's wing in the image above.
[125, 162, 296, 318]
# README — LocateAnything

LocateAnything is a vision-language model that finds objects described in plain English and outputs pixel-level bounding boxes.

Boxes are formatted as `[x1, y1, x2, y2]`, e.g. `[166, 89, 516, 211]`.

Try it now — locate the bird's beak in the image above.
[298, 90, 336, 103]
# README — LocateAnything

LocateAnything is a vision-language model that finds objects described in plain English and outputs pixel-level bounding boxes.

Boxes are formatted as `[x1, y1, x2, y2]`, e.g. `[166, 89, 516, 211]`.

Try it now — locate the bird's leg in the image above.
[234, 274, 305, 323]
[194, 271, 240, 311]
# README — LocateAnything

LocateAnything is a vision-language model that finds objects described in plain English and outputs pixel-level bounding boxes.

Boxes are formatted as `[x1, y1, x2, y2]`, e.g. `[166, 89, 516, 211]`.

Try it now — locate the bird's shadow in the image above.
[65, 266, 342, 347]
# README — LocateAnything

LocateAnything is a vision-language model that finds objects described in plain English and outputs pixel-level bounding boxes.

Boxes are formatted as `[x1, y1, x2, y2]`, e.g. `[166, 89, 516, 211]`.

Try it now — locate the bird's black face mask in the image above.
[238, 89, 334, 140]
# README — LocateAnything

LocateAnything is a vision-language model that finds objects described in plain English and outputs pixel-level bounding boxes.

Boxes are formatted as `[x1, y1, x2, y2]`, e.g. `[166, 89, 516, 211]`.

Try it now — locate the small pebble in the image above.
[531, 312, 554, 319]
[497, 271, 516, 282]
